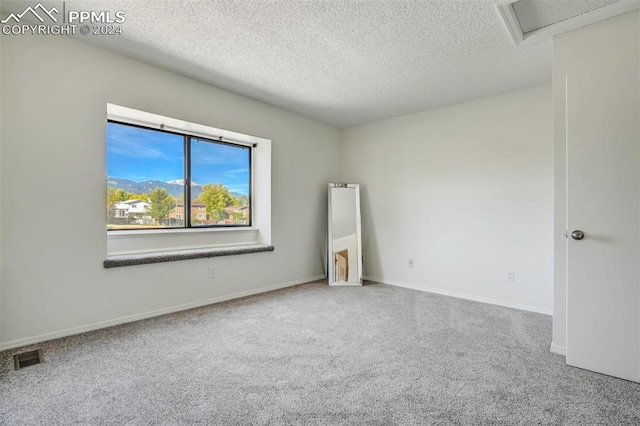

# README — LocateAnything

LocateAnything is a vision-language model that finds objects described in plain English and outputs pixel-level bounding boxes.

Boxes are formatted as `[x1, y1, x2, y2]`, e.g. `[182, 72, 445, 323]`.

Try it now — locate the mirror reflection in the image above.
[328, 183, 362, 286]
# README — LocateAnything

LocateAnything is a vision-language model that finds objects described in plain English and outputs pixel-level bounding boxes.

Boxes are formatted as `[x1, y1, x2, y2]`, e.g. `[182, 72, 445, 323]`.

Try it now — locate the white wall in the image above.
[341, 85, 554, 314]
[330, 187, 357, 239]
[0, 33, 341, 348]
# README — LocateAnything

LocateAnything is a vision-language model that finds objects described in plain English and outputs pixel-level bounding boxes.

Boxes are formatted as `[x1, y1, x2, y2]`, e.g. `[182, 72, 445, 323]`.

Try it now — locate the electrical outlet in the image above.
[408, 258, 415, 268]
[506, 271, 514, 282]
[209, 266, 217, 279]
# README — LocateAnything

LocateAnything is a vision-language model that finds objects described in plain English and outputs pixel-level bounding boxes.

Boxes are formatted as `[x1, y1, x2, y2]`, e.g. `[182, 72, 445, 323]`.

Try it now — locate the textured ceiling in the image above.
[2, 0, 555, 127]
[513, 0, 619, 34]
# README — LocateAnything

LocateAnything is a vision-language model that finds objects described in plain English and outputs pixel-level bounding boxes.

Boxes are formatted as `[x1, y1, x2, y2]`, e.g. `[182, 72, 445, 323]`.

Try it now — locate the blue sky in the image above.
[107, 122, 250, 195]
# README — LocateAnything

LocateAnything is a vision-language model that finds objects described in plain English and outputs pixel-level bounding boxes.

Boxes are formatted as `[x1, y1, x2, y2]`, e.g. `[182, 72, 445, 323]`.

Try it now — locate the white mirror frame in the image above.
[328, 183, 362, 286]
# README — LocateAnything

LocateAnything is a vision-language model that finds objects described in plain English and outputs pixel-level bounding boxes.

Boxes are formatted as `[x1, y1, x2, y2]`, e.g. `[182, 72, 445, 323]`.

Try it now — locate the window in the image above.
[106, 104, 271, 256]
[107, 121, 251, 231]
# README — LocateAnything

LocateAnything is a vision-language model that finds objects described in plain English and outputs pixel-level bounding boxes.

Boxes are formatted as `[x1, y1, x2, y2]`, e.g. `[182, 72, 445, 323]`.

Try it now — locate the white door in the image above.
[565, 30, 640, 381]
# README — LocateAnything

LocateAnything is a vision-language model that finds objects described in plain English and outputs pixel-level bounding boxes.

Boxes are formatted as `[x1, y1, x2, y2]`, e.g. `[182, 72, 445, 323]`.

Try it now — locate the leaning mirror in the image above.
[328, 183, 362, 286]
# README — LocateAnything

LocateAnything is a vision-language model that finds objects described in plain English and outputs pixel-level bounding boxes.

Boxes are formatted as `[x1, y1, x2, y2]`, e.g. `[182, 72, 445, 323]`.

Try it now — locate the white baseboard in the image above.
[550, 342, 567, 356]
[365, 276, 553, 316]
[0, 275, 324, 352]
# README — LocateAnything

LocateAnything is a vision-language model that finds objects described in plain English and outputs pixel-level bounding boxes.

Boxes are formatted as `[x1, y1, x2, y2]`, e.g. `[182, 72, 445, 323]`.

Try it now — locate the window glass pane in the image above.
[190, 138, 250, 227]
[107, 122, 184, 230]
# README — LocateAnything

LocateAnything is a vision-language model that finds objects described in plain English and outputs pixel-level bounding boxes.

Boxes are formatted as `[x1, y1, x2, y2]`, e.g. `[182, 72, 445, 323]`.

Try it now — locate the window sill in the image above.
[107, 227, 264, 255]
[103, 243, 274, 268]
[107, 227, 258, 238]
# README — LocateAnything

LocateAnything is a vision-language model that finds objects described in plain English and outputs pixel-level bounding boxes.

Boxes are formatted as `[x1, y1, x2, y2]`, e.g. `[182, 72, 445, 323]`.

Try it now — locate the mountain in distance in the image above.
[167, 179, 199, 186]
[107, 177, 245, 200]
[107, 177, 192, 198]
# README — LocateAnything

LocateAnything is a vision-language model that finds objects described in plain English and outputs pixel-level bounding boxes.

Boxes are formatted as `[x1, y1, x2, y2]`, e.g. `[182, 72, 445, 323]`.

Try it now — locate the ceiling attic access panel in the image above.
[496, 0, 639, 45]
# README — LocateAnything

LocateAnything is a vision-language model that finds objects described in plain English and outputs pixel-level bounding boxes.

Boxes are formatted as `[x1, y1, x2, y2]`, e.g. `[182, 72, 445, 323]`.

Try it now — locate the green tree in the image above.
[191, 213, 202, 225]
[237, 194, 249, 207]
[199, 183, 236, 223]
[230, 211, 244, 223]
[107, 188, 131, 208]
[127, 192, 149, 201]
[210, 208, 226, 223]
[147, 188, 174, 225]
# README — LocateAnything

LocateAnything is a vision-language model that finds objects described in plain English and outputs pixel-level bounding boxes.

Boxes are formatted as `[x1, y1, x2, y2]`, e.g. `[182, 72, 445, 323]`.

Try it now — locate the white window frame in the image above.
[106, 104, 271, 255]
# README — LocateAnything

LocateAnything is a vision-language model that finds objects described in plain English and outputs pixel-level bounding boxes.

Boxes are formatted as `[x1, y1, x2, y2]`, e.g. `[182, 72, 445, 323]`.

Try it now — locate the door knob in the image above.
[571, 230, 585, 240]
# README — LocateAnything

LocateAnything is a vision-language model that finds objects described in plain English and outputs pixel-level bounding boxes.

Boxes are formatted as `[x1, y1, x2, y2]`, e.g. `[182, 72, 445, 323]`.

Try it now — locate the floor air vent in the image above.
[14, 350, 43, 370]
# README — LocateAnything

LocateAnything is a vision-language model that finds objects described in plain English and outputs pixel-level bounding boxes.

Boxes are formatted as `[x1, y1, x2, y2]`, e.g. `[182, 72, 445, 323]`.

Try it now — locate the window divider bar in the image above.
[185, 135, 192, 229]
